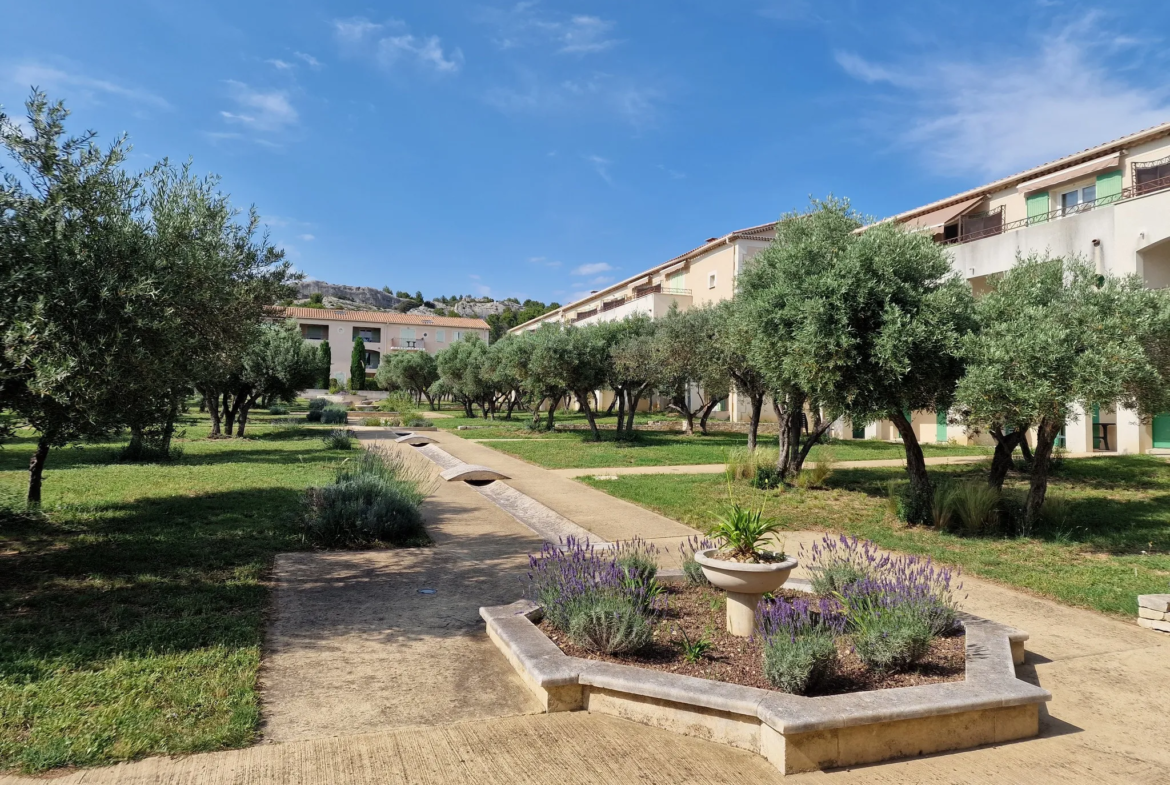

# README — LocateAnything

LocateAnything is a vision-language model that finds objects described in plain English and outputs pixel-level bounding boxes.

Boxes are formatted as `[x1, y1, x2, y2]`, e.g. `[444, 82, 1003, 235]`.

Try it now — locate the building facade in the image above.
[887, 120, 1170, 454]
[511, 121, 1170, 452]
[275, 306, 489, 386]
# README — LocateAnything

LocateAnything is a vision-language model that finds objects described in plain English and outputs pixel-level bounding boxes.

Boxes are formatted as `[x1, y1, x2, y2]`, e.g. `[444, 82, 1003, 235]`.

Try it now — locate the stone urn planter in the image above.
[694, 548, 798, 636]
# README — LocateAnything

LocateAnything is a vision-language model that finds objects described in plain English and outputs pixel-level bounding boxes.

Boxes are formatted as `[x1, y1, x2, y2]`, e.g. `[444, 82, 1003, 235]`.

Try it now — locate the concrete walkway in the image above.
[4, 430, 1165, 784]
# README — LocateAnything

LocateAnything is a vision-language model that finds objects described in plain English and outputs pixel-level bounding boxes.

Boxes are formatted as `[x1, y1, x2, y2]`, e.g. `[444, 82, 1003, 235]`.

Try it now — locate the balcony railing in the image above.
[601, 298, 627, 312]
[941, 174, 1170, 246]
[572, 288, 692, 323]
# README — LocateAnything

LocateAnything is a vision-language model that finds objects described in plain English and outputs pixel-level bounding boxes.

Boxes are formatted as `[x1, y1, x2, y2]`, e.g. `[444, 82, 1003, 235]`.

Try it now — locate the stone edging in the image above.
[481, 584, 1049, 775]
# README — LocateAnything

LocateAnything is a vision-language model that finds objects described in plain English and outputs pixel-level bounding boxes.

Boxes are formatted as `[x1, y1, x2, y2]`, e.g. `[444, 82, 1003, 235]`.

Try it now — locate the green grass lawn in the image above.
[581, 456, 1170, 617]
[0, 416, 340, 773]
[472, 429, 990, 469]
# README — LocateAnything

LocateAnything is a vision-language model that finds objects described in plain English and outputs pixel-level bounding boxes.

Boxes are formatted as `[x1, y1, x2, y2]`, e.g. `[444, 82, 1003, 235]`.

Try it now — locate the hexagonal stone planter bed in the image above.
[481, 580, 1048, 776]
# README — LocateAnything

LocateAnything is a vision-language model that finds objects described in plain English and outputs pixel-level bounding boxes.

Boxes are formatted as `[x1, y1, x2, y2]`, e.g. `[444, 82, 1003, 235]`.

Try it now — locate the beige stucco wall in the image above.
[294, 317, 487, 382]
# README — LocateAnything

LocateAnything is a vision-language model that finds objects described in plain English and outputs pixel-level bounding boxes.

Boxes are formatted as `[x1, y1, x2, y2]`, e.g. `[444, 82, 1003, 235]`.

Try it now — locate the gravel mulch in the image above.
[538, 583, 965, 696]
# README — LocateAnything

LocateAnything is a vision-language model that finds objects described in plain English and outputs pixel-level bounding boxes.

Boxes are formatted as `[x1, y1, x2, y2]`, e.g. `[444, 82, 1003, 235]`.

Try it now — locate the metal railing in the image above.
[941, 174, 1170, 246]
[571, 288, 693, 324]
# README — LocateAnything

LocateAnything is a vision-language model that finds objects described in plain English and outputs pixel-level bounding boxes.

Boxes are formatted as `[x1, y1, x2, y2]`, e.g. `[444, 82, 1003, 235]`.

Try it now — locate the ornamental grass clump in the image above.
[320, 404, 350, 425]
[523, 537, 662, 654]
[758, 596, 845, 694]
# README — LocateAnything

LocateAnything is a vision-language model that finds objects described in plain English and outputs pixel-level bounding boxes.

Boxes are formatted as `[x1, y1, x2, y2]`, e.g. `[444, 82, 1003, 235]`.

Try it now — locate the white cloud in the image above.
[468, 274, 481, 280]
[332, 17, 460, 75]
[572, 262, 613, 276]
[834, 22, 1170, 178]
[220, 80, 298, 132]
[295, 52, 323, 69]
[586, 154, 612, 184]
[378, 35, 463, 74]
[558, 15, 619, 54]
[657, 164, 685, 180]
[479, 6, 619, 55]
[485, 72, 662, 127]
[266, 58, 294, 70]
[4, 63, 169, 108]
[589, 276, 614, 285]
[298, 233, 315, 241]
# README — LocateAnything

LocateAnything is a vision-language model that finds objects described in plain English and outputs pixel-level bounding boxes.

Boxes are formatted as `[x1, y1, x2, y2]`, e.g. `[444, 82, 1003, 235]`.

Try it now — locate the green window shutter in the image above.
[1096, 170, 1123, 204]
[852, 421, 866, 439]
[668, 271, 686, 290]
[936, 410, 948, 442]
[1026, 192, 1050, 225]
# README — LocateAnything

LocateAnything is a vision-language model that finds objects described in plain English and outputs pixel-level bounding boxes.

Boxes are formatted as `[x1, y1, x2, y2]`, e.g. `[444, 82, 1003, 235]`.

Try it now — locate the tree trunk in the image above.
[531, 396, 547, 429]
[236, 393, 261, 437]
[697, 397, 723, 435]
[793, 417, 834, 475]
[746, 393, 764, 451]
[1020, 432, 1034, 463]
[988, 428, 1024, 491]
[615, 389, 627, 438]
[890, 409, 931, 523]
[205, 390, 222, 437]
[1025, 418, 1062, 526]
[576, 391, 601, 442]
[27, 434, 51, 506]
[605, 392, 619, 416]
[627, 392, 642, 434]
[546, 395, 559, 431]
[463, 398, 474, 418]
[773, 396, 794, 478]
[670, 397, 696, 435]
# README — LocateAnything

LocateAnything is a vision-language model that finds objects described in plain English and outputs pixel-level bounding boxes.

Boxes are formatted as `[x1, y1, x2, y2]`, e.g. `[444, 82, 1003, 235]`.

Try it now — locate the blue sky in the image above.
[3, 1, 1168, 305]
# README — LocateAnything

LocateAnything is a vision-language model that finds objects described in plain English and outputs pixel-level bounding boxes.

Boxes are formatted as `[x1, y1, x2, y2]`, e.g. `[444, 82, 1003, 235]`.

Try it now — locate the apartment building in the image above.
[275, 306, 489, 386]
[510, 120, 1170, 452]
[885, 120, 1170, 454]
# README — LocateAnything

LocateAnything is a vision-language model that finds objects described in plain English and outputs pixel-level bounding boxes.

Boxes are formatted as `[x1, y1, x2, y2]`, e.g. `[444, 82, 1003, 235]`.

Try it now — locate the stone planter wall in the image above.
[481, 589, 1049, 776]
[1138, 594, 1170, 633]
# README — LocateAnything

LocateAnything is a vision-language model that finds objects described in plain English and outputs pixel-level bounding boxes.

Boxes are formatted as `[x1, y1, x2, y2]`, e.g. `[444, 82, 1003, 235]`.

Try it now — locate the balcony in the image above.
[942, 173, 1170, 247]
[950, 176, 1170, 283]
[573, 288, 692, 326]
[387, 338, 424, 351]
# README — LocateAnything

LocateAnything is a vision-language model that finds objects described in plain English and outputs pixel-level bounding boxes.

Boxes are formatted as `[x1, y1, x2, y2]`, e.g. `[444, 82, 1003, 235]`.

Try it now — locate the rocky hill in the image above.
[296, 280, 402, 309]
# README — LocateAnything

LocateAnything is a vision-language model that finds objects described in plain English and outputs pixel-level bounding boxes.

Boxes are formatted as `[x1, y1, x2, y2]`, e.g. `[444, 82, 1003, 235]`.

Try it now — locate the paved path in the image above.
[5, 431, 1165, 784]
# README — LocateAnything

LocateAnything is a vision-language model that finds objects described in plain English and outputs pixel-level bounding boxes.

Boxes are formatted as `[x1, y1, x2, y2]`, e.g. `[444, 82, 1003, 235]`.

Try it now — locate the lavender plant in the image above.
[614, 537, 661, 607]
[568, 595, 654, 654]
[523, 537, 660, 649]
[678, 535, 714, 585]
[757, 597, 845, 694]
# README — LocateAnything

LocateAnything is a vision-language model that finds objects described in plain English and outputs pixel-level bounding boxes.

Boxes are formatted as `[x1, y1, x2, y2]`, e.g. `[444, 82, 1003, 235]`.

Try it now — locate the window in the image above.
[301, 324, 328, 340]
[1061, 184, 1096, 215]
[436, 329, 445, 343]
[364, 350, 380, 369]
[453, 330, 462, 341]
[707, 272, 717, 289]
[352, 326, 381, 343]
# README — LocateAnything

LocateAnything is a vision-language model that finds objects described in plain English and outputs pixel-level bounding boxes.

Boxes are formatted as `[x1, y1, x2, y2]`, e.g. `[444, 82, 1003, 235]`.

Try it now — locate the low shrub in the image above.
[302, 446, 436, 547]
[322, 429, 354, 450]
[378, 391, 416, 414]
[568, 595, 654, 654]
[362, 416, 383, 427]
[758, 597, 843, 694]
[801, 534, 877, 594]
[308, 398, 330, 412]
[328, 378, 341, 394]
[403, 416, 430, 428]
[306, 410, 323, 423]
[614, 537, 661, 611]
[678, 535, 714, 585]
[321, 405, 350, 425]
[751, 464, 783, 490]
[268, 404, 289, 415]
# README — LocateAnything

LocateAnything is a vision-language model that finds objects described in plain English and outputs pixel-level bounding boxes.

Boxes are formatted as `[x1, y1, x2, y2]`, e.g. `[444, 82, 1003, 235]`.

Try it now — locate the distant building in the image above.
[273, 306, 489, 386]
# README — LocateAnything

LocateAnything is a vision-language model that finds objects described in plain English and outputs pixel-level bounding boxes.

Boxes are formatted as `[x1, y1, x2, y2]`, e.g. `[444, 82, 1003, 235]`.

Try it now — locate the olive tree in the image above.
[652, 306, 728, 436]
[709, 301, 770, 450]
[741, 198, 973, 511]
[376, 350, 439, 408]
[955, 254, 1170, 523]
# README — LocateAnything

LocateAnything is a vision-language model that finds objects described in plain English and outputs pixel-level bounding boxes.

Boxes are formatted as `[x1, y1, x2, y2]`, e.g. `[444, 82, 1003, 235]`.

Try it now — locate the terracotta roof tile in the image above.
[273, 306, 489, 329]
